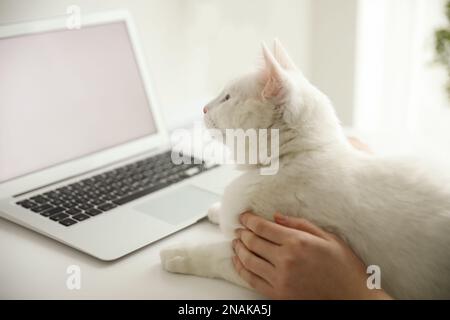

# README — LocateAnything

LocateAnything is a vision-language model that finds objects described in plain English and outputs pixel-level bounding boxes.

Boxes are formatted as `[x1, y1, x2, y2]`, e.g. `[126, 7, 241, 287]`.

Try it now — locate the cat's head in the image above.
[203, 39, 315, 133]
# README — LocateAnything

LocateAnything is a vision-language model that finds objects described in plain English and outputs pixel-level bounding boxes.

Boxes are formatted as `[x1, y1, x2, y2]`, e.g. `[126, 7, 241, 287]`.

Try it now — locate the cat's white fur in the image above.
[160, 40, 450, 299]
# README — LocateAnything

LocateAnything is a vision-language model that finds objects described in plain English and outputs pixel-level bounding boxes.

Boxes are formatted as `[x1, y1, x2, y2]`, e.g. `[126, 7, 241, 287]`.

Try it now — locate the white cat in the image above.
[160, 40, 450, 299]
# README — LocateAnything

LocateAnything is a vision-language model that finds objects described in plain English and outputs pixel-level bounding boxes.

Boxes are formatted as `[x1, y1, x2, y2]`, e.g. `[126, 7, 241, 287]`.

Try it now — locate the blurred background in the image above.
[1, 0, 449, 158]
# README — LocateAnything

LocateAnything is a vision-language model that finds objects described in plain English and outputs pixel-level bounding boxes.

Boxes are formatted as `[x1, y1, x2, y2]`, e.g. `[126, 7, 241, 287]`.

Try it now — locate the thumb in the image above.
[274, 213, 329, 239]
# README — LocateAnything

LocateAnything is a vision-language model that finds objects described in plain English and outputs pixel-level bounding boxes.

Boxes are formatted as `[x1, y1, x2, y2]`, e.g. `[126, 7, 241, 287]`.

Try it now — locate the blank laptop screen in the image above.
[0, 22, 157, 183]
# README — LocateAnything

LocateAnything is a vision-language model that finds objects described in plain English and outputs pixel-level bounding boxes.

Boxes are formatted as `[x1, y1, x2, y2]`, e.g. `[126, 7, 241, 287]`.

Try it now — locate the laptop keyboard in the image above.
[15, 151, 217, 227]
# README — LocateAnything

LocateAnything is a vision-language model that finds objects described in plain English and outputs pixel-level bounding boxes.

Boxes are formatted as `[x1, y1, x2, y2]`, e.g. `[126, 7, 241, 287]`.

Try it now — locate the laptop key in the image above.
[50, 199, 64, 206]
[97, 202, 117, 212]
[59, 218, 77, 227]
[31, 204, 53, 213]
[89, 198, 105, 206]
[72, 213, 90, 221]
[30, 195, 48, 204]
[66, 208, 82, 215]
[17, 200, 37, 209]
[41, 207, 64, 217]
[78, 203, 93, 210]
[62, 202, 77, 209]
[50, 213, 69, 221]
[86, 208, 102, 216]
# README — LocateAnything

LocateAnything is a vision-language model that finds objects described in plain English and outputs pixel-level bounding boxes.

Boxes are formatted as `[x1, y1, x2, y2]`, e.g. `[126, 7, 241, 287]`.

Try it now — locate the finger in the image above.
[232, 255, 273, 296]
[233, 239, 276, 284]
[235, 228, 278, 264]
[240, 212, 294, 244]
[274, 213, 329, 240]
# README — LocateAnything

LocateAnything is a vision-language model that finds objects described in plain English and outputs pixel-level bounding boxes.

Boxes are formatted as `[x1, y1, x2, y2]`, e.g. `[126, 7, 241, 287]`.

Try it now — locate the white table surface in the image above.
[0, 213, 262, 299]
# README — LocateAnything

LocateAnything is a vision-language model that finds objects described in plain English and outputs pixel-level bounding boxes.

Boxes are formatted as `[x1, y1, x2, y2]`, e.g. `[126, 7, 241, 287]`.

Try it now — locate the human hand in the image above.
[232, 212, 391, 299]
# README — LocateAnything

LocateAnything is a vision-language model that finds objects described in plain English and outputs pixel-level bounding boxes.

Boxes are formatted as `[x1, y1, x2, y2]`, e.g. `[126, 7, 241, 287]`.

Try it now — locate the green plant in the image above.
[435, 1, 450, 95]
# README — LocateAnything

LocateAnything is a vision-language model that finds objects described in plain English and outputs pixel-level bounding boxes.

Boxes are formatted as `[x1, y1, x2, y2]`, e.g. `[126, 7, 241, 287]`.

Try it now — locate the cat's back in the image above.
[345, 155, 450, 298]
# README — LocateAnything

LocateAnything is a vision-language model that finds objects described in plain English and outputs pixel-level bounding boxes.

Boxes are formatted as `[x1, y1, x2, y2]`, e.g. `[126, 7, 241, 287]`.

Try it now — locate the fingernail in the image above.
[234, 228, 242, 238]
[239, 214, 245, 225]
[274, 212, 287, 222]
[232, 239, 237, 248]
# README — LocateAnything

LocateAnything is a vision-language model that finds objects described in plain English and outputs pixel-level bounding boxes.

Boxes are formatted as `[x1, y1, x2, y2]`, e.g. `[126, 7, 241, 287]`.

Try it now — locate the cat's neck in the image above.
[236, 85, 351, 171]
[237, 116, 348, 173]
[276, 94, 349, 161]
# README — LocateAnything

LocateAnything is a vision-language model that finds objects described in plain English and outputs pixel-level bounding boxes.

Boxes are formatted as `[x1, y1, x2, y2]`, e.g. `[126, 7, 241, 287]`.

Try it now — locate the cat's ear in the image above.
[273, 39, 297, 70]
[261, 42, 286, 100]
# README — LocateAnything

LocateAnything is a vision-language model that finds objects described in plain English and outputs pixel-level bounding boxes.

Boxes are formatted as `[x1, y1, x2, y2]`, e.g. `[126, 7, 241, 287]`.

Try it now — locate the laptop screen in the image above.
[0, 22, 157, 183]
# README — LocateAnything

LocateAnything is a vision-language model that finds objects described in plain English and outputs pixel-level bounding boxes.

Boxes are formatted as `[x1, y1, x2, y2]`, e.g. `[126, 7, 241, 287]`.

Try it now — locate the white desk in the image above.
[0, 214, 262, 299]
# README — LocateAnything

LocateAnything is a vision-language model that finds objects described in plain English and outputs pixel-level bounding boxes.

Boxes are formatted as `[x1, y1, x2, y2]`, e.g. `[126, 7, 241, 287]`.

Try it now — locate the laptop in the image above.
[0, 11, 234, 261]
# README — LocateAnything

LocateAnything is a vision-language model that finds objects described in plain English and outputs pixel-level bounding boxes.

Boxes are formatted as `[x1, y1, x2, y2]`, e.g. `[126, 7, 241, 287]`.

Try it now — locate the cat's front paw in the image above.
[160, 246, 191, 274]
[207, 202, 221, 225]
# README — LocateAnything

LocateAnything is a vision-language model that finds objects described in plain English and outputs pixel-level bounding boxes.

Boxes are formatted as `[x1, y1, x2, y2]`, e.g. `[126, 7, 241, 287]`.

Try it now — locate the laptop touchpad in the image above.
[133, 185, 220, 225]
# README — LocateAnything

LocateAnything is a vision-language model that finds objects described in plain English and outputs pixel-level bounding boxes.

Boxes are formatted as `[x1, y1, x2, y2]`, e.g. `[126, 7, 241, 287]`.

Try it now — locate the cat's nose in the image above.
[203, 106, 208, 114]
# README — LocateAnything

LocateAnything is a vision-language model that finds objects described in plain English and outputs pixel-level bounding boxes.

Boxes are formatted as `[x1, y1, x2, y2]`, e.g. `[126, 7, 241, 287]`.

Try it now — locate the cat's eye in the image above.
[221, 94, 230, 103]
